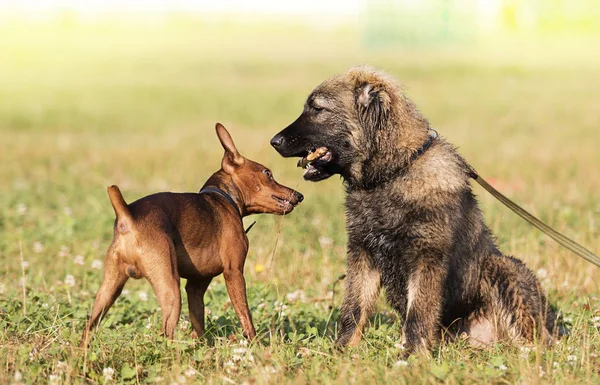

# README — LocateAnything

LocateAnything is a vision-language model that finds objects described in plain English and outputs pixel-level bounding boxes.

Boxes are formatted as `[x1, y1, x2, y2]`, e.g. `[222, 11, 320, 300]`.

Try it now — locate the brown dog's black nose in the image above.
[270, 134, 284, 149]
[296, 192, 304, 203]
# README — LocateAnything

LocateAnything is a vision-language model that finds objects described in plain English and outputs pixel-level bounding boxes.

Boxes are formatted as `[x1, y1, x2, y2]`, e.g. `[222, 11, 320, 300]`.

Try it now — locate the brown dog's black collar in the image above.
[199, 187, 242, 218]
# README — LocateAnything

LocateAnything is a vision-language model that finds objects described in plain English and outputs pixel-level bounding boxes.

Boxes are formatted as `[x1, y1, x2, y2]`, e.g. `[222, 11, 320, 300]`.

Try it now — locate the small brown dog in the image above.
[82, 123, 303, 346]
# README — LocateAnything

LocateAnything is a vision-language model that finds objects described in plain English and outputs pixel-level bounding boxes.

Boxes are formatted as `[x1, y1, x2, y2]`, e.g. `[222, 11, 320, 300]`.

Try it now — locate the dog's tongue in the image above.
[297, 147, 329, 169]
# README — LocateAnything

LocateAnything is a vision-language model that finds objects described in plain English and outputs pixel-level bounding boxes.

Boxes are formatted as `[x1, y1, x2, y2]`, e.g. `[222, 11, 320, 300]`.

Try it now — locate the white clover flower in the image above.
[567, 355, 578, 363]
[49, 374, 61, 385]
[21, 261, 30, 270]
[536, 268, 547, 279]
[184, 368, 196, 378]
[0, 282, 6, 294]
[264, 365, 277, 374]
[64, 275, 75, 287]
[223, 360, 235, 372]
[520, 346, 531, 357]
[286, 290, 306, 303]
[56, 361, 68, 371]
[233, 347, 248, 355]
[146, 323, 152, 330]
[498, 364, 508, 371]
[179, 320, 189, 330]
[122, 289, 130, 296]
[73, 255, 84, 266]
[138, 292, 148, 301]
[538, 366, 545, 377]
[553, 361, 560, 369]
[103, 367, 114, 380]
[14, 370, 22, 381]
[318, 236, 333, 247]
[91, 260, 103, 270]
[16, 203, 27, 215]
[395, 360, 409, 367]
[58, 246, 70, 258]
[274, 301, 288, 314]
[33, 242, 43, 253]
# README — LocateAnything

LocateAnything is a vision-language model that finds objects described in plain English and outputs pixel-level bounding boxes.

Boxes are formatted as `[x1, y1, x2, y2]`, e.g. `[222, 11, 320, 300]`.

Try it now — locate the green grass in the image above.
[1, 19, 600, 384]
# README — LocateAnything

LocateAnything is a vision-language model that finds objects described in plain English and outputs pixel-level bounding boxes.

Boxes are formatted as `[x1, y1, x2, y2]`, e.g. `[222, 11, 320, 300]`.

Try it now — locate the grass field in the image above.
[1, 19, 600, 384]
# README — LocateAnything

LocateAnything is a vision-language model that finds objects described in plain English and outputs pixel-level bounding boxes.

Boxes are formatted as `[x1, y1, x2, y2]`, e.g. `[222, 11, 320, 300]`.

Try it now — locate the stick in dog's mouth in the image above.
[297, 147, 331, 169]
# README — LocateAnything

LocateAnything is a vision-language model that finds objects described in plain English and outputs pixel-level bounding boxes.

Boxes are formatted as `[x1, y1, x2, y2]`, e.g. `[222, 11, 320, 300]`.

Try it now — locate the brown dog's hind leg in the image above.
[336, 248, 381, 347]
[81, 250, 129, 347]
[185, 278, 212, 339]
[143, 237, 182, 339]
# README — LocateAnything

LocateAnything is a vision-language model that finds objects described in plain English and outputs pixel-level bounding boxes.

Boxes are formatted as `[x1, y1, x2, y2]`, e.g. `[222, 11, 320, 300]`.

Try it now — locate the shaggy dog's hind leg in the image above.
[481, 255, 558, 345]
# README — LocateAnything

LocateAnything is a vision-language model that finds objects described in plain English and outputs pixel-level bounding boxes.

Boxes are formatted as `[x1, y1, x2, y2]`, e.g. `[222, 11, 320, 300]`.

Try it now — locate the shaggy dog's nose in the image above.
[270, 134, 284, 149]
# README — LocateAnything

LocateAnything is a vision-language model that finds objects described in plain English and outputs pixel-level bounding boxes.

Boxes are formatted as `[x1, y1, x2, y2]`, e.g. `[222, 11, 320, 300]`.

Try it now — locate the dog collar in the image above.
[199, 187, 242, 218]
[410, 128, 438, 163]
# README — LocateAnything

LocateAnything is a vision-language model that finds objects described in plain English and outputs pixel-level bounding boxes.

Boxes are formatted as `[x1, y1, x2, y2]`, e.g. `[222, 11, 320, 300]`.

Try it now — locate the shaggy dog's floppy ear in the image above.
[355, 81, 392, 132]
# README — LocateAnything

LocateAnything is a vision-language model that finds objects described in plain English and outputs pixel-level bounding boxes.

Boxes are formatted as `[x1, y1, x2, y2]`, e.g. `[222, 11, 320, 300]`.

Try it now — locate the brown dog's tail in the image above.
[107, 185, 133, 231]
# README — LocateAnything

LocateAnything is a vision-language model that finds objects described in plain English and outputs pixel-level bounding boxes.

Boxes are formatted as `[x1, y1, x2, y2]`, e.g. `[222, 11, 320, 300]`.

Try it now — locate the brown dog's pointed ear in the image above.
[216, 123, 244, 174]
[355, 82, 391, 132]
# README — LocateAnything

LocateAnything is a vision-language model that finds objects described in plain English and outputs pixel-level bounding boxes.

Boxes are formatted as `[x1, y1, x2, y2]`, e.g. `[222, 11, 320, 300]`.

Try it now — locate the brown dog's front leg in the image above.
[185, 278, 212, 338]
[223, 268, 256, 340]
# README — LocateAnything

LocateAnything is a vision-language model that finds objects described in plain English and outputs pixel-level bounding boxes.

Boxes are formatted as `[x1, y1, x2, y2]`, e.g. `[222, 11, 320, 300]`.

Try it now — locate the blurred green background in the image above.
[1, 1, 600, 383]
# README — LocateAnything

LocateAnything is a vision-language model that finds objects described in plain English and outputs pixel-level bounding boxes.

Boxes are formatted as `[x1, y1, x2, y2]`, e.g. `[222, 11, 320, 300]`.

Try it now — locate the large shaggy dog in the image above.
[270, 66, 560, 354]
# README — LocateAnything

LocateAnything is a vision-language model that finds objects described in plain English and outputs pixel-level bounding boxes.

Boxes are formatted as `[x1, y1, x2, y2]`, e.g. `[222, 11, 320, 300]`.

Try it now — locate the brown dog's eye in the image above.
[263, 169, 273, 179]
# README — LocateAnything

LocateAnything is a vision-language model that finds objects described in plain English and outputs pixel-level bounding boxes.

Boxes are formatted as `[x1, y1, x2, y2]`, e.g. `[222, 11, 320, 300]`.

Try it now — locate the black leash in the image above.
[199, 187, 256, 234]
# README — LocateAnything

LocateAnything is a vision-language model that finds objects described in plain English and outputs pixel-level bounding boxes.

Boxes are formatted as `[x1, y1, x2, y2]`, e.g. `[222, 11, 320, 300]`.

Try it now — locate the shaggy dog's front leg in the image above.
[336, 248, 381, 347]
[401, 256, 447, 355]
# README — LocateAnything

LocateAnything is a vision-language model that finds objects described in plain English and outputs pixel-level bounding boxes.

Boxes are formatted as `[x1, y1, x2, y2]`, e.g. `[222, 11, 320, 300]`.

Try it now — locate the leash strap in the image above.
[470, 171, 600, 268]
